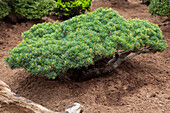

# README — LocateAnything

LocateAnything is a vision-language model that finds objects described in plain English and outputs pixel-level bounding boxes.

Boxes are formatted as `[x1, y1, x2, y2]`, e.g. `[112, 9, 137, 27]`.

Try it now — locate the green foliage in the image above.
[149, 0, 170, 17]
[55, 0, 92, 18]
[0, 1, 11, 19]
[6, 0, 56, 19]
[4, 8, 166, 79]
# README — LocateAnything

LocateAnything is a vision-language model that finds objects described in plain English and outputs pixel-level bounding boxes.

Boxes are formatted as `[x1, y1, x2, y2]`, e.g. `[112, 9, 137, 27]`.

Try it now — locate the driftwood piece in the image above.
[0, 80, 83, 113]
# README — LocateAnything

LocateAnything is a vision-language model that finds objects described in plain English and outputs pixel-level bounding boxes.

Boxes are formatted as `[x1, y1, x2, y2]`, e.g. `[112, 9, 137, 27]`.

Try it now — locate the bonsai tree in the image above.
[149, 0, 170, 19]
[55, 0, 92, 19]
[4, 8, 166, 80]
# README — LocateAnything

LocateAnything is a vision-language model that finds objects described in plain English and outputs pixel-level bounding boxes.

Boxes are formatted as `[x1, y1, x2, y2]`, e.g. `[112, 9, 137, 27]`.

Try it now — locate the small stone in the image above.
[0, 40, 3, 44]
[150, 93, 156, 97]
[167, 97, 170, 100]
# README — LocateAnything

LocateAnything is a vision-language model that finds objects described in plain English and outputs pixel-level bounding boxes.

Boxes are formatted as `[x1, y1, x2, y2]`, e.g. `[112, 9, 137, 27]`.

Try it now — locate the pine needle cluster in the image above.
[0, 1, 11, 19]
[55, 0, 92, 18]
[1, 0, 56, 19]
[149, 0, 170, 17]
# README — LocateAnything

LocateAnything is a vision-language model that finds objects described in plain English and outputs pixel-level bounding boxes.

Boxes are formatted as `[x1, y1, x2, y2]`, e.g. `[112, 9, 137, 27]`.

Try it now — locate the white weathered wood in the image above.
[0, 80, 83, 113]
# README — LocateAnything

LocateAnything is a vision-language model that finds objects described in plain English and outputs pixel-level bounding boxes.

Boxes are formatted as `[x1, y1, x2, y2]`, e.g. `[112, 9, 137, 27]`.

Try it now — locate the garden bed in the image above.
[0, 0, 169, 112]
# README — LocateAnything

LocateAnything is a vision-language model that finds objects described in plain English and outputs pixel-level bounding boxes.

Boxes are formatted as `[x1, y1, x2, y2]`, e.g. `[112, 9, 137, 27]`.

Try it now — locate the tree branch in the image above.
[70, 47, 154, 81]
[124, 48, 152, 60]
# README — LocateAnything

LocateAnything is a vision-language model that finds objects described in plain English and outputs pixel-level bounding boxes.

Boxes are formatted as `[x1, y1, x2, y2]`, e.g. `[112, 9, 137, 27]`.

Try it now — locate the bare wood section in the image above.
[0, 80, 83, 113]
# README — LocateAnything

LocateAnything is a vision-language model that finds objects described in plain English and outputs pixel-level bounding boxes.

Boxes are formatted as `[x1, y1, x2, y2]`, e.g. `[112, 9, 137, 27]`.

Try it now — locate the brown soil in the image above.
[0, 0, 170, 112]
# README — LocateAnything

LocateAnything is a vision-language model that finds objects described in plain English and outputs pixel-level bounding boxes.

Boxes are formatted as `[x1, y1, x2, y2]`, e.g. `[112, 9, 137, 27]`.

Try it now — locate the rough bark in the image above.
[0, 80, 83, 113]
